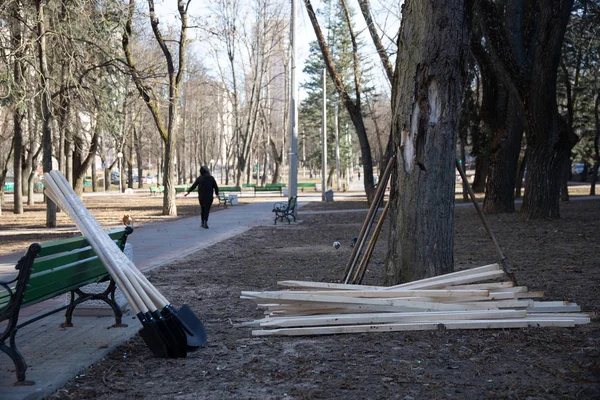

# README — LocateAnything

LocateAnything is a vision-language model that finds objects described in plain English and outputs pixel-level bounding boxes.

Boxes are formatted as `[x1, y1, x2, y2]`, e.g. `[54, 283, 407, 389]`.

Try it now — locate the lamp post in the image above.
[117, 151, 124, 193]
[288, 0, 298, 202]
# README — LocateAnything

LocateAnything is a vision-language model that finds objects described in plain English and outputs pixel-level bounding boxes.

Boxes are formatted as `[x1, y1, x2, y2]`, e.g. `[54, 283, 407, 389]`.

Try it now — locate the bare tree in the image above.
[35, 0, 57, 227]
[123, 0, 190, 216]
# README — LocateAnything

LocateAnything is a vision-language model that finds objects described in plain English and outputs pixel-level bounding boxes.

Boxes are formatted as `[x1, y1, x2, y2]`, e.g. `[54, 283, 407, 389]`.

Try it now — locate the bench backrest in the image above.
[266, 183, 286, 189]
[0, 228, 131, 311]
[220, 186, 241, 192]
[288, 196, 297, 210]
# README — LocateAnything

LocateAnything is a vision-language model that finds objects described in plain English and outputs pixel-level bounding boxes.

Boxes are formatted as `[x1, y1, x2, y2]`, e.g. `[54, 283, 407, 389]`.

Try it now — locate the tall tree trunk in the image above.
[134, 127, 143, 189]
[0, 143, 14, 216]
[73, 131, 99, 196]
[36, 0, 56, 227]
[385, 0, 469, 284]
[476, 0, 575, 219]
[11, 2, 24, 215]
[483, 94, 523, 213]
[589, 89, 599, 196]
[472, 154, 488, 193]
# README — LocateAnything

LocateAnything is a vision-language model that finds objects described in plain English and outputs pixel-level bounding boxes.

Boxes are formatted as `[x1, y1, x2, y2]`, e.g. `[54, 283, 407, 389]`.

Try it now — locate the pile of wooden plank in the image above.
[240, 264, 590, 336]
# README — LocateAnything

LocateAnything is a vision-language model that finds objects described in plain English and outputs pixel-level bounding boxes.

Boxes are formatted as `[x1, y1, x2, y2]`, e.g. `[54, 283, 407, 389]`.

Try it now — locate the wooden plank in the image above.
[257, 310, 529, 328]
[394, 270, 506, 290]
[514, 291, 544, 299]
[526, 304, 581, 313]
[527, 313, 590, 324]
[243, 292, 480, 311]
[456, 299, 534, 309]
[278, 265, 501, 292]
[257, 301, 475, 313]
[529, 301, 568, 307]
[252, 318, 576, 336]
[385, 264, 501, 290]
[245, 289, 491, 299]
[277, 281, 385, 291]
[449, 282, 515, 290]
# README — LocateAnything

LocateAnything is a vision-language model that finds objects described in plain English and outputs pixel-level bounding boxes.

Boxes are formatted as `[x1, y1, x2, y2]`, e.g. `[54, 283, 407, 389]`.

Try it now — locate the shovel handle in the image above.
[46, 171, 148, 314]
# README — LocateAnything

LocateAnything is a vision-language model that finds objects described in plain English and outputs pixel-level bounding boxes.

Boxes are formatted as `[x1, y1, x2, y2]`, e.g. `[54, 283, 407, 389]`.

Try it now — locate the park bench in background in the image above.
[254, 183, 286, 196]
[272, 196, 298, 225]
[175, 185, 190, 193]
[242, 183, 256, 194]
[216, 186, 242, 208]
[149, 185, 164, 195]
[297, 183, 317, 192]
[0, 227, 132, 384]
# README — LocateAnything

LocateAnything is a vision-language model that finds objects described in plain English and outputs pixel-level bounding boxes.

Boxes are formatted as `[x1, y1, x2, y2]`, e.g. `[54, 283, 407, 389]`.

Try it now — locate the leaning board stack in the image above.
[240, 263, 590, 336]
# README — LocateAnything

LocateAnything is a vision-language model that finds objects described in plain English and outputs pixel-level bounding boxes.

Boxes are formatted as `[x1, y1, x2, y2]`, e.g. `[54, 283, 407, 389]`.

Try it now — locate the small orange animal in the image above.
[122, 214, 134, 228]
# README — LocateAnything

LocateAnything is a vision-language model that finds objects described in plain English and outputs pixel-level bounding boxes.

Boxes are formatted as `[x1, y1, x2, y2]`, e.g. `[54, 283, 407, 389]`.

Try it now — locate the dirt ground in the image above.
[2, 193, 600, 399]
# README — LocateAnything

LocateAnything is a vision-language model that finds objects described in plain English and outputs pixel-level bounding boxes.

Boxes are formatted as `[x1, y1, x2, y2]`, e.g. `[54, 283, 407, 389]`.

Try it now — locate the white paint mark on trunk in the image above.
[428, 79, 441, 126]
[402, 103, 420, 172]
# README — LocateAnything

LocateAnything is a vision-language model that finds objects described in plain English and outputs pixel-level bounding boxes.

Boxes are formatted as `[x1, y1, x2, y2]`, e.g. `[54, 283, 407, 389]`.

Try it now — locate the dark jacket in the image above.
[189, 166, 219, 201]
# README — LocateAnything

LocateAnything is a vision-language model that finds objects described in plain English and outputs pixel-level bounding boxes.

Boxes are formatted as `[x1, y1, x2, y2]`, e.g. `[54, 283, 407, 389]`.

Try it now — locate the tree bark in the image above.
[483, 94, 523, 213]
[36, 0, 57, 227]
[590, 89, 599, 196]
[475, 0, 575, 219]
[10, 2, 24, 215]
[385, 0, 469, 284]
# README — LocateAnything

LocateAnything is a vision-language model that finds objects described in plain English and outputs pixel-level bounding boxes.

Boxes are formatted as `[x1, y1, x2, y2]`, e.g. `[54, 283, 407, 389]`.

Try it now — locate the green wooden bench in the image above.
[297, 183, 317, 192]
[149, 185, 164, 195]
[0, 227, 132, 384]
[272, 196, 298, 224]
[254, 183, 286, 196]
[175, 185, 190, 193]
[242, 183, 256, 193]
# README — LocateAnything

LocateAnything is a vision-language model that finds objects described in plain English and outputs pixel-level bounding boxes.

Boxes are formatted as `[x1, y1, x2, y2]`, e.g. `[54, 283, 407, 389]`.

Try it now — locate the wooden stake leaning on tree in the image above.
[343, 156, 395, 283]
[455, 159, 517, 285]
[352, 200, 390, 284]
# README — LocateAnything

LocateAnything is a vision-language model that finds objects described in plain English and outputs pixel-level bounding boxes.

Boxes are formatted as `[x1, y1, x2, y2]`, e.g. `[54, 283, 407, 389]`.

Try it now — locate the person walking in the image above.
[185, 166, 219, 229]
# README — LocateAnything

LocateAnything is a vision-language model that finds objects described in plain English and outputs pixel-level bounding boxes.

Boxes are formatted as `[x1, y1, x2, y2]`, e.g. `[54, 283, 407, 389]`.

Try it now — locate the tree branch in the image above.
[122, 0, 167, 142]
[357, 0, 394, 83]
[340, 0, 361, 106]
[303, 0, 356, 113]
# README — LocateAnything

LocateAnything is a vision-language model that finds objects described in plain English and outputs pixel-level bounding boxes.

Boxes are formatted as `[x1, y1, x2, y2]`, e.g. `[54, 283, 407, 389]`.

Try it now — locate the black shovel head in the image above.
[137, 312, 169, 358]
[151, 310, 187, 358]
[162, 304, 207, 349]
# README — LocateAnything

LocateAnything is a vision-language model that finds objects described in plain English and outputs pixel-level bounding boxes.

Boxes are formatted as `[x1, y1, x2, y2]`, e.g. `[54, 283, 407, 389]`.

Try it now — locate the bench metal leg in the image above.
[63, 280, 126, 328]
[1, 329, 30, 384]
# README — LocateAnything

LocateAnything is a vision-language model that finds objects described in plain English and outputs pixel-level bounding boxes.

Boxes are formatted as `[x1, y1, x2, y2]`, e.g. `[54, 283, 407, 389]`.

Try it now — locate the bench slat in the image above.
[23, 256, 109, 305]
[35, 229, 128, 258]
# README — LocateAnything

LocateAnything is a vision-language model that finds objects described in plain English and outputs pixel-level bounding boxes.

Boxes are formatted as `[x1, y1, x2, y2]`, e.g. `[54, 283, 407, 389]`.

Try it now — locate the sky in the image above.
[152, 0, 399, 98]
